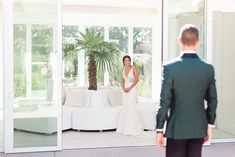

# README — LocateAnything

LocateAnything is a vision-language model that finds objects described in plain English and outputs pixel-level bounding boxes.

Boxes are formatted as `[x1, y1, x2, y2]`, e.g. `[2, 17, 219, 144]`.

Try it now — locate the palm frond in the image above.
[65, 28, 121, 89]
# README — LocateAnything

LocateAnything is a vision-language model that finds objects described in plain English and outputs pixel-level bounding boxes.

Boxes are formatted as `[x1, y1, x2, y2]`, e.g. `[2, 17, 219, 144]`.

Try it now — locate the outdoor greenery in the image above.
[13, 24, 27, 97]
[13, 24, 53, 98]
[62, 25, 79, 80]
[13, 24, 152, 98]
[133, 27, 152, 98]
[63, 28, 120, 90]
[14, 74, 26, 97]
[109, 27, 128, 53]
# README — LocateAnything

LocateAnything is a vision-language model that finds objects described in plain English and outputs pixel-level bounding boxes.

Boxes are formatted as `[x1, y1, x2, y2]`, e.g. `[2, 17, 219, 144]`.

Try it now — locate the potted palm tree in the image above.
[63, 28, 120, 90]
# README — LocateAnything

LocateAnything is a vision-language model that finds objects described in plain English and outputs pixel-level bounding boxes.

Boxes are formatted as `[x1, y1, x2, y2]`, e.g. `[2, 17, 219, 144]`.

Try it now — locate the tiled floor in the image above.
[1, 143, 235, 157]
[11, 128, 235, 149]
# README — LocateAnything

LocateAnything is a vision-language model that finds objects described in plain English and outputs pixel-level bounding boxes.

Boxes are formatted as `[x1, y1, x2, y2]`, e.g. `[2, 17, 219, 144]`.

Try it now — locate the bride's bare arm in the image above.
[128, 66, 139, 90]
[120, 74, 125, 91]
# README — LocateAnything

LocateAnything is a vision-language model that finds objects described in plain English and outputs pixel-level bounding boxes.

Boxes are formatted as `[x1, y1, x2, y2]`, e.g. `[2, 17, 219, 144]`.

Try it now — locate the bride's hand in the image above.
[122, 88, 129, 93]
[122, 88, 127, 92]
[125, 87, 131, 93]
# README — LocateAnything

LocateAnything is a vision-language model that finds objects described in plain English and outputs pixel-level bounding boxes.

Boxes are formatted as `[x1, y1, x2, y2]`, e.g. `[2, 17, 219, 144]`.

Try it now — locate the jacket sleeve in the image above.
[205, 66, 218, 125]
[156, 65, 173, 129]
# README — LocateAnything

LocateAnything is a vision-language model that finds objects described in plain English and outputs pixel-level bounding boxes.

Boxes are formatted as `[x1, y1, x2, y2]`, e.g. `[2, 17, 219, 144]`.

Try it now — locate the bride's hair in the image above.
[122, 55, 131, 65]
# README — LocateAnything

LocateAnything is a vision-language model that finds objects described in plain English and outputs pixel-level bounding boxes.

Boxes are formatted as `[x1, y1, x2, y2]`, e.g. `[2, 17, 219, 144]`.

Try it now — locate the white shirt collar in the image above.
[179, 50, 196, 57]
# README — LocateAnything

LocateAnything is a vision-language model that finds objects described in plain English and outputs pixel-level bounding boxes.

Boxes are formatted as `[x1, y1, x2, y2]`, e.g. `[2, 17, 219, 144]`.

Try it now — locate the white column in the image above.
[104, 25, 109, 86]
[56, 0, 62, 149]
[0, 1, 3, 151]
[152, 0, 162, 101]
[162, 0, 169, 63]
[26, 24, 32, 98]
[78, 51, 85, 86]
[78, 26, 85, 86]
[205, 0, 213, 63]
[128, 27, 133, 61]
[3, 0, 14, 153]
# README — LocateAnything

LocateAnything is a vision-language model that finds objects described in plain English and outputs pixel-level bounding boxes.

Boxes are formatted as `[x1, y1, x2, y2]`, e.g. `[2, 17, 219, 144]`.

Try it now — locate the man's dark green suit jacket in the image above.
[156, 53, 217, 139]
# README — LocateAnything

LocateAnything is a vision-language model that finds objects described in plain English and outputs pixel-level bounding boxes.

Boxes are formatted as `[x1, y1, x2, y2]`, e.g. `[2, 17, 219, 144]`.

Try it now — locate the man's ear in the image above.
[195, 38, 200, 47]
[177, 38, 182, 47]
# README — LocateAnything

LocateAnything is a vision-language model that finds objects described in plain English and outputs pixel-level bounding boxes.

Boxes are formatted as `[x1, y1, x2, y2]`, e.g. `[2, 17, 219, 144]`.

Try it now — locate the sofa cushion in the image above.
[89, 90, 109, 108]
[64, 90, 85, 107]
[108, 87, 122, 106]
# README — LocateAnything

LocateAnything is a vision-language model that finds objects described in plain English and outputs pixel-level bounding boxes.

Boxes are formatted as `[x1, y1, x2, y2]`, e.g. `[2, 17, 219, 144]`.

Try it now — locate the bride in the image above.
[116, 55, 142, 136]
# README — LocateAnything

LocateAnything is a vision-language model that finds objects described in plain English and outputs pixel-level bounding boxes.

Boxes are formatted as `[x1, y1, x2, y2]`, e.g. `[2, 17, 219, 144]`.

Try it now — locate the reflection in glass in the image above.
[209, 0, 235, 140]
[13, 0, 58, 148]
[62, 25, 79, 84]
[133, 27, 152, 98]
[13, 25, 27, 98]
[62, 25, 106, 87]
[32, 25, 53, 62]
[167, 0, 205, 60]
[109, 27, 128, 54]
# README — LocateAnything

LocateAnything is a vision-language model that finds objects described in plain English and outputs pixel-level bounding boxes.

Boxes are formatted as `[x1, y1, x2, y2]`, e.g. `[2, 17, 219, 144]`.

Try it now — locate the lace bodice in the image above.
[123, 67, 135, 85]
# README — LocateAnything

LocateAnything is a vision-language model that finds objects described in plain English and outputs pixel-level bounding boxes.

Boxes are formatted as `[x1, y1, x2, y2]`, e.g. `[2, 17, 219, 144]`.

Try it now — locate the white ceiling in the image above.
[13, 0, 160, 8]
[10, 0, 235, 20]
[63, 0, 160, 8]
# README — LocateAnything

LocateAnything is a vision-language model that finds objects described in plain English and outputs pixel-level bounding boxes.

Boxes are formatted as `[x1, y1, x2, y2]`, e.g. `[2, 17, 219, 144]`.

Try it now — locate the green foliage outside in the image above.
[14, 74, 26, 97]
[13, 24, 53, 98]
[13, 24, 153, 98]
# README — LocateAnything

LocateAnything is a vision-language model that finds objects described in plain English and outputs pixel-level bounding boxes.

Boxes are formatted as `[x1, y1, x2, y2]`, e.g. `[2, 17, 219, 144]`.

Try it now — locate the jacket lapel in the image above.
[181, 53, 199, 59]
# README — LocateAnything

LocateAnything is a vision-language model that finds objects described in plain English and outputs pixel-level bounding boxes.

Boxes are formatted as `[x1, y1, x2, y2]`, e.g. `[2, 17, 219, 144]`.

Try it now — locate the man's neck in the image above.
[181, 47, 196, 51]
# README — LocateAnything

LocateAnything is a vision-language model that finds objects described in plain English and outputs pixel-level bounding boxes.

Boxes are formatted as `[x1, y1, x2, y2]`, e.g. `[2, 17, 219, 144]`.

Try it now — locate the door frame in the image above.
[3, 0, 62, 153]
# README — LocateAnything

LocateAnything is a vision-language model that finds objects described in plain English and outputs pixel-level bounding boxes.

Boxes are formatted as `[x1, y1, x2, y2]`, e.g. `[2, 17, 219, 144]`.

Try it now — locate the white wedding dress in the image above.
[116, 67, 142, 136]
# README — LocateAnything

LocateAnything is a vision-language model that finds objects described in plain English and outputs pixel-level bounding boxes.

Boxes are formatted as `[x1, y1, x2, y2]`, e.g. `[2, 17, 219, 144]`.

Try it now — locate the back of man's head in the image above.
[178, 24, 199, 46]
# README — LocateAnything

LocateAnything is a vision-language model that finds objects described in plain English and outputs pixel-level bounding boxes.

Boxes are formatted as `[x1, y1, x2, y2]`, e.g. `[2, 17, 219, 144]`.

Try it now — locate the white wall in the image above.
[0, 1, 3, 151]
[213, 11, 235, 134]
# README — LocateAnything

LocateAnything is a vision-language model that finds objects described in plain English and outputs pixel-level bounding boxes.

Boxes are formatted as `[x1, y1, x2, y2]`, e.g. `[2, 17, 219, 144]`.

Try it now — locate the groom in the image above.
[155, 24, 217, 157]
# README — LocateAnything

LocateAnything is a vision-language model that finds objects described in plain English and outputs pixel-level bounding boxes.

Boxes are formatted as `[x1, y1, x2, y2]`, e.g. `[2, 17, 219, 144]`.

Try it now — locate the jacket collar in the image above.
[179, 50, 199, 59]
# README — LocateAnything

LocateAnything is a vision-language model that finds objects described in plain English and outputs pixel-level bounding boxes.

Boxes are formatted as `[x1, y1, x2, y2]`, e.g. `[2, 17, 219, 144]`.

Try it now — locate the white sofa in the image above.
[14, 104, 57, 134]
[62, 86, 158, 131]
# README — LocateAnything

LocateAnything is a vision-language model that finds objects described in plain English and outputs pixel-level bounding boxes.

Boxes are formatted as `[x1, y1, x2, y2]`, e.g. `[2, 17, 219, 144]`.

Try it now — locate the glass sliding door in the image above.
[0, 0, 3, 151]
[62, 25, 157, 98]
[133, 27, 152, 99]
[164, 0, 205, 62]
[4, 0, 62, 153]
[207, 0, 235, 142]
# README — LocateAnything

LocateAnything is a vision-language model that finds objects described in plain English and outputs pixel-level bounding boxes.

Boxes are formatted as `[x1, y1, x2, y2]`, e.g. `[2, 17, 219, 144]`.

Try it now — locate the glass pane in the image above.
[209, 0, 235, 140]
[0, 0, 3, 149]
[109, 56, 122, 86]
[167, 0, 205, 60]
[109, 27, 128, 54]
[62, 25, 79, 38]
[31, 64, 48, 98]
[32, 25, 53, 62]
[14, 25, 27, 98]
[88, 26, 104, 38]
[133, 27, 152, 99]
[13, 0, 58, 148]
[62, 25, 79, 85]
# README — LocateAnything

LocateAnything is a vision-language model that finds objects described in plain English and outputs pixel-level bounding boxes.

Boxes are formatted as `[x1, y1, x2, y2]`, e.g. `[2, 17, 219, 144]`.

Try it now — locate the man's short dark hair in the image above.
[178, 24, 199, 46]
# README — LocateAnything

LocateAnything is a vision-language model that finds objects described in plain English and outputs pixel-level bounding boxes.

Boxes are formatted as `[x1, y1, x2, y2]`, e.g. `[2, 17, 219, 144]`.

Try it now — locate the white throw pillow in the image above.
[108, 87, 122, 106]
[64, 90, 85, 107]
[89, 90, 109, 108]
[84, 90, 92, 107]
